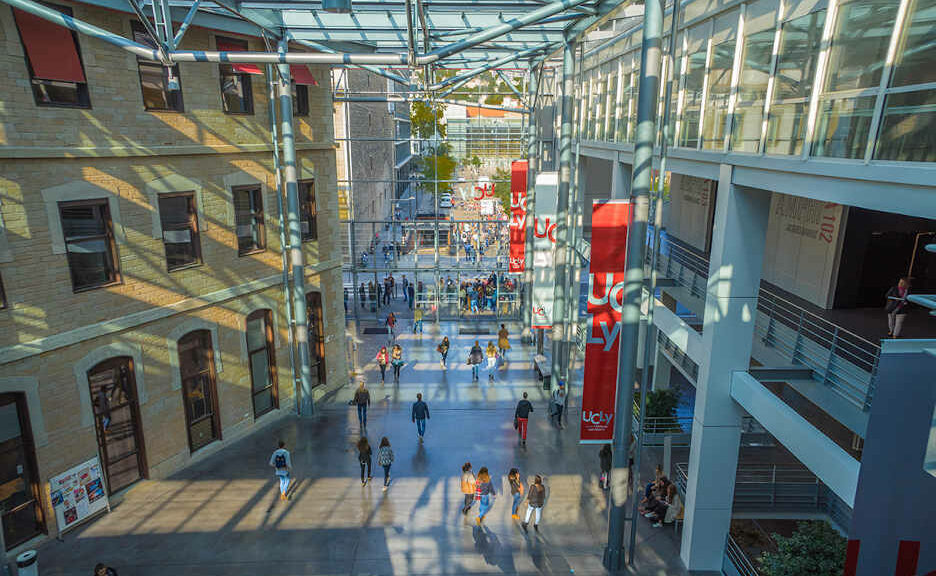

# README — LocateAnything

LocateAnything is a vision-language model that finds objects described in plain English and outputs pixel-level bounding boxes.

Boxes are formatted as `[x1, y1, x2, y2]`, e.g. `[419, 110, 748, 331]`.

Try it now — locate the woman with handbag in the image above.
[461, 462, 476, 514]
[485, 341, 498, 383]
[391, 344, 404, 384]
[377, 437, 395, 490]
[357, 437, 372, 486]
[521, 475, 547, 532]
[375, 346, 389, 384]
[508, 468, 524, 520]
[437, 336, 450, 369]
[474, 467, 496, 525]
[497, 324, 511, 360]
[467, 340, 484, 381]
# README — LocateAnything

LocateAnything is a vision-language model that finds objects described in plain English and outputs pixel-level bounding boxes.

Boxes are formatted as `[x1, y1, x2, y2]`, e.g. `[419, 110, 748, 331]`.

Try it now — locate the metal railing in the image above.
[725, 533, 761, 576]
[656, 329, 700, 382]
[647, 232, 882, 412]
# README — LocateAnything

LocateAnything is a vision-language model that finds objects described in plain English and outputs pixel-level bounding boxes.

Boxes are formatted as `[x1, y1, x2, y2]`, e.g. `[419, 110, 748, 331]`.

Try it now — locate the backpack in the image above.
[274, 453, 287, 469]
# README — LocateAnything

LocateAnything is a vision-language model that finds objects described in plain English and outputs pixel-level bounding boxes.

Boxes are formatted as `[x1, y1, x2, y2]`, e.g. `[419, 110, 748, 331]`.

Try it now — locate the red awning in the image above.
[215, 39, 263, 75]
[290, 65, 319, 86]
[13, 9, 86, 83]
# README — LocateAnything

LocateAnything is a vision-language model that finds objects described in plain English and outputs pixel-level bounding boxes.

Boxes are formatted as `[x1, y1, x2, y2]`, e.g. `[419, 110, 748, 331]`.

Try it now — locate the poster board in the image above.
[508, 159, 529, 273]
[531, 172, 559, 329]
[49, 457, 109, 533]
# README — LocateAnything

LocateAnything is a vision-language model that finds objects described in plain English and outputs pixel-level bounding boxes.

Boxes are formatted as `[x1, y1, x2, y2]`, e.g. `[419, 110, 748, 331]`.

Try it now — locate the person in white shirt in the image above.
[269, 441, 292, 500]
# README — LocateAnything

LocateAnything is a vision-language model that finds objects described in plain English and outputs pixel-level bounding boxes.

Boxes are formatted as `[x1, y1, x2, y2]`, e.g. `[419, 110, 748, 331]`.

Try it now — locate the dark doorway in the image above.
[0, 393, 45, 549]
[178, 330, 221, 452]
[306, 292, 326, 387]
[88, 357, 146, 494]
[246, 309, 278, 417]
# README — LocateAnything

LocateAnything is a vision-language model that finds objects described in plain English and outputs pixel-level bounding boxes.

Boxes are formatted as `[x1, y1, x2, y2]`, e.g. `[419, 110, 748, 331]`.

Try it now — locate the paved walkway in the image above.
[37, 321, 692, 576]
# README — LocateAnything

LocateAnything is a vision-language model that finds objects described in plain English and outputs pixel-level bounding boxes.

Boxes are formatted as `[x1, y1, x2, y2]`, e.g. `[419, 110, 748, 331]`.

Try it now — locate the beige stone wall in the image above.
[0, 0, 348, 542]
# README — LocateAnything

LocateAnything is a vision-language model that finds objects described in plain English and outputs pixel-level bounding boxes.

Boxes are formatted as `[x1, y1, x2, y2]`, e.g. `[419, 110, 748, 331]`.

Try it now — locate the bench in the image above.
[533, 353, 552, 390]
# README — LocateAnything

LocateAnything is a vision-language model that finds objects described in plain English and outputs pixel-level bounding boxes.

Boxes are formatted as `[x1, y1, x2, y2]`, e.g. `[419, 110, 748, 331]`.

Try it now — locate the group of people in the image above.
[460, 463, 548, 532]
[374, 344, 405, 384]
[463, 324, 510, 382]
[637, 465, 682, 528]
[356, 274, 417, 313]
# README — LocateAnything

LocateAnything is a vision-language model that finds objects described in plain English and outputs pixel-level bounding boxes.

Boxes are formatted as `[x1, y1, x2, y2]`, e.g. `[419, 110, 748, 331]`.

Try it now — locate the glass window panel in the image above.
[607, 68, 619, 142]
[891, 0, 936, 87]
[702, 41, 735, 150]
[812, 96, 876, 158]
[61, 204, 105, 238]
[250, 350, 271, 393]
[825, 0, 900, 92]
[765, 101, 810, 154]
[246, 316, 266, 351]
[159, 194, 201, 270]
[234, 187, 263, 254]
[253, 387, 274, 416]
[773, 10, 826, 101]
[679, 50, 706, 148]
[731, 104, 766, 152]
[874, 89, 936, 162]
[629, 63, 641, 142]
[737, 29, 775, 103]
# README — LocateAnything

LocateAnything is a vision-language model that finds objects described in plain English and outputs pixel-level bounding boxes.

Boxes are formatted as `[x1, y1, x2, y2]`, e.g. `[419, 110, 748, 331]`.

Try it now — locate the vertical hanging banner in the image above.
[508, 160, 529, 273]
[581, 199, 632, 443]
[531, 172, 559, 329]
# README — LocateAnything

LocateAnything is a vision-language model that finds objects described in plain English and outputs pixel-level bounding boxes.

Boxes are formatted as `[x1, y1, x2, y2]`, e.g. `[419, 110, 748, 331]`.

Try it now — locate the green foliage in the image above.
[411, 100, 447, 140]
[644, 389, 679, 419]
[417, 152, 457, 194]
[492, 167, 511, 212]
[758, 521, 846, 576]
[484, 93, 505, 105]
[469, 156, 483, 169]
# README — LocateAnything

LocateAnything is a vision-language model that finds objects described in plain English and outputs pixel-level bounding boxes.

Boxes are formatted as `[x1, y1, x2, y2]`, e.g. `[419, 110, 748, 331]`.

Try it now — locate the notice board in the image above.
[49, 457, 110, 533]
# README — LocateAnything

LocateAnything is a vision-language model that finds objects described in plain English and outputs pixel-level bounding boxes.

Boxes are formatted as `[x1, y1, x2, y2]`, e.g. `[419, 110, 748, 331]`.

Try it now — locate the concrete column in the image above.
[651, 340, 672, 391]
[680, 164, 770, 570]
[610, 159, 631, 200]
[276, 39, 314, 416]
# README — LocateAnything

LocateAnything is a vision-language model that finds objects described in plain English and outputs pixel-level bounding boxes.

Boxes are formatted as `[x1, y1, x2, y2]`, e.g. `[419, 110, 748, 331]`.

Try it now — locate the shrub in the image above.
[758, 520, 846, 576]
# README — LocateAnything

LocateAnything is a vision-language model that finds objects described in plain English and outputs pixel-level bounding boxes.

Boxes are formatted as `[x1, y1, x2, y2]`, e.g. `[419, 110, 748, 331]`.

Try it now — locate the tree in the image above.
[484, 93, 505, 105]
[492, 167, 511, 213]
[759, 521, 846, 576]
[411, 100, 447, 140]
[644, 389, 679, 420]
[417, 152, 457, 195]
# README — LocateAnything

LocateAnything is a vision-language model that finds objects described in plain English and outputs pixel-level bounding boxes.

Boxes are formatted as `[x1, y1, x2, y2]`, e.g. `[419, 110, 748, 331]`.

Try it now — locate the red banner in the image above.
[580, 199, 631, 443]
[508, 160, 528, 273]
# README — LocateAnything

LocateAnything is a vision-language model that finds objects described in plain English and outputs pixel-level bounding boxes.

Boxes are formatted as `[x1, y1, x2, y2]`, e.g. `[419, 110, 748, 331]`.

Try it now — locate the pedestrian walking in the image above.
[498, 324, 510, 360]
[389, 274, 396, 299]
[461, 462, 476, 514]
[391, 344, 404, 384]
[551, 382, 567, 428]
[359, 282, 366, 309]
[375, 346, 389, 384]
[94, 564, 119, 576]
[508, 468, 524, 520]
[521, 475, 546, 532]
[485, 341, 498, 382]
[408, 284, 415, 309]
[437, 336, 450, 369]
[475, 467, 496, 524]
[414, 306, 424, 333]
[386, 312, 397, 340]
[269, 440, 292, 501]
[412, 392, 430, 441]
[467, 340, 484, 381]
[377, 437, 394, 489]
[599, 444, 612, 490]
[514, 392, 534, 446]
[402, 274, 409, 304]
[357, 436, 372, 485]
[353, 381, 370, 430]
[885, 277, 911, 338]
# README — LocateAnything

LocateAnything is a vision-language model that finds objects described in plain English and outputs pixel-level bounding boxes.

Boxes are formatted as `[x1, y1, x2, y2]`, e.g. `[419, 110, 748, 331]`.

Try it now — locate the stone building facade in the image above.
[0, 1, 347, 547]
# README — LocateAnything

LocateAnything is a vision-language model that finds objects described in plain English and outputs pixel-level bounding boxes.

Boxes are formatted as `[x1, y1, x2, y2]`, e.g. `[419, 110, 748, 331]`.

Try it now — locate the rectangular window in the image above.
[605, 64, 618, 142]
[874, 90, 936, 162]
[679, 50, 706, 148]
[234, 186, 265, 255]
[246, 310, 277, 417]
[131, 21, 183, 112]
[13, 4, 90, 108]
[299, 180, 317, 241]
[216, 36, 258, 114]
[730, 29, 775, 152]
[58, 200, 119, 292]
[178, 330, 220, 452]
[812, 95, 876, 158]
[701, 41, 735, 150]
[824, 0, 900, 93]
[292, 83, 309, 116]
[158, 193, 202, 270]
[629, 63, 641, 143]
[765, 10, 826, 155]
[891, 0, 936, 87]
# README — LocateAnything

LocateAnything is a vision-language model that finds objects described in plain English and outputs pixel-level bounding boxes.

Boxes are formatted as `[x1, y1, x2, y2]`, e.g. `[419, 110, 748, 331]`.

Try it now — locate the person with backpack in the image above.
[437, 336, 450, 369]
[461, 462, 476, 514]
[485, 341, 498, 382]
[497, 324, 511, 360]
[521, 475, 546, 532]
[599, 445, 612, 490]
[269, 441, 292, 501]
[357, 437, 372, 485]
[386, 312, 397, 340]
[474, 467, 496, 525]
[467, 340, 484, 381]
[514, 392, 534, 446]
[353, 381, 370, 430]
[377, 437, 395, 490]
[508, 468, 524, 520]
[411, 393, 430, 441]
[551, 382, 567, 428]
[391, 344, 404, 384]
[375, 346, 389, 384]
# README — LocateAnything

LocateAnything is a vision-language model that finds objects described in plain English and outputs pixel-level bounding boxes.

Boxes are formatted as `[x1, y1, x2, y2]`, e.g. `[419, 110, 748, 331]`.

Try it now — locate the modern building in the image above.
[0, 1, 347, 547]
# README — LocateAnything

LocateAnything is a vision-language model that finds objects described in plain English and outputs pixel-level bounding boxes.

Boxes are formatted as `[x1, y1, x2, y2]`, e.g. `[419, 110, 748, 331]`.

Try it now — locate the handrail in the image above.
[726, 533, 762, 576]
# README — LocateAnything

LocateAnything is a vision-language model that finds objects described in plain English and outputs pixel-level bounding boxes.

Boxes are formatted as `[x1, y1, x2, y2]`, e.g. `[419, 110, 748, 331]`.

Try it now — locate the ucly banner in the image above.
[581, 199, 631, 443]
[508, 160, 528, 273]
[531, 172, 558, 329]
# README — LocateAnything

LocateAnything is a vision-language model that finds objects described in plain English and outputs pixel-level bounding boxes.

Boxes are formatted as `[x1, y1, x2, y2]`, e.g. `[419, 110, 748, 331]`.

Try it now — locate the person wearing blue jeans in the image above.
[412, 393, 430, 441]
[269, 441, 292, 501]
[353, 382, 370, 430]
[508, 468, 524, 520]
[467, 341, 484, 381]
[475, 467, 496, 524]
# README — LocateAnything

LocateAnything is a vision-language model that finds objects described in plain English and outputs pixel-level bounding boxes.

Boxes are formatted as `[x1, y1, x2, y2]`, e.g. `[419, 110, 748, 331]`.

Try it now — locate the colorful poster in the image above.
[508, 160, 529, 273]
[531, 172, 559, 329]
[49, 457, 110, 533]
[581, 199, 632, 443]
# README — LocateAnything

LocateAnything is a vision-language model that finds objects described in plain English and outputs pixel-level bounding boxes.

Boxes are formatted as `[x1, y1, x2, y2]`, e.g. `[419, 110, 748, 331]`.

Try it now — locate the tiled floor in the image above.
[36, 320, 694, 575]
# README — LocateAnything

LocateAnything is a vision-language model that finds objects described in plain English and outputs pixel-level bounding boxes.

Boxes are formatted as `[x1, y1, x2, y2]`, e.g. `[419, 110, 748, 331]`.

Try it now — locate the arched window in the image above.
[246, 310, 278, 417]
[178, 330, 220, 452]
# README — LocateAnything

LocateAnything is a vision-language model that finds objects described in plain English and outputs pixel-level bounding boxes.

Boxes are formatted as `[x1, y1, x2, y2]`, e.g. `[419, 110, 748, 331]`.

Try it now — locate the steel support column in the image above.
[521, 66, 539, 342]
[549, 42, 575, 386]
[604, 0, 663, 569]
[277, 38, 314, 417]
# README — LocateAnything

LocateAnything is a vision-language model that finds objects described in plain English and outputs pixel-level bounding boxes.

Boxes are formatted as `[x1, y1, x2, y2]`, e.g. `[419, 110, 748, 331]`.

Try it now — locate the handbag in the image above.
[513, 417, 518, 430]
